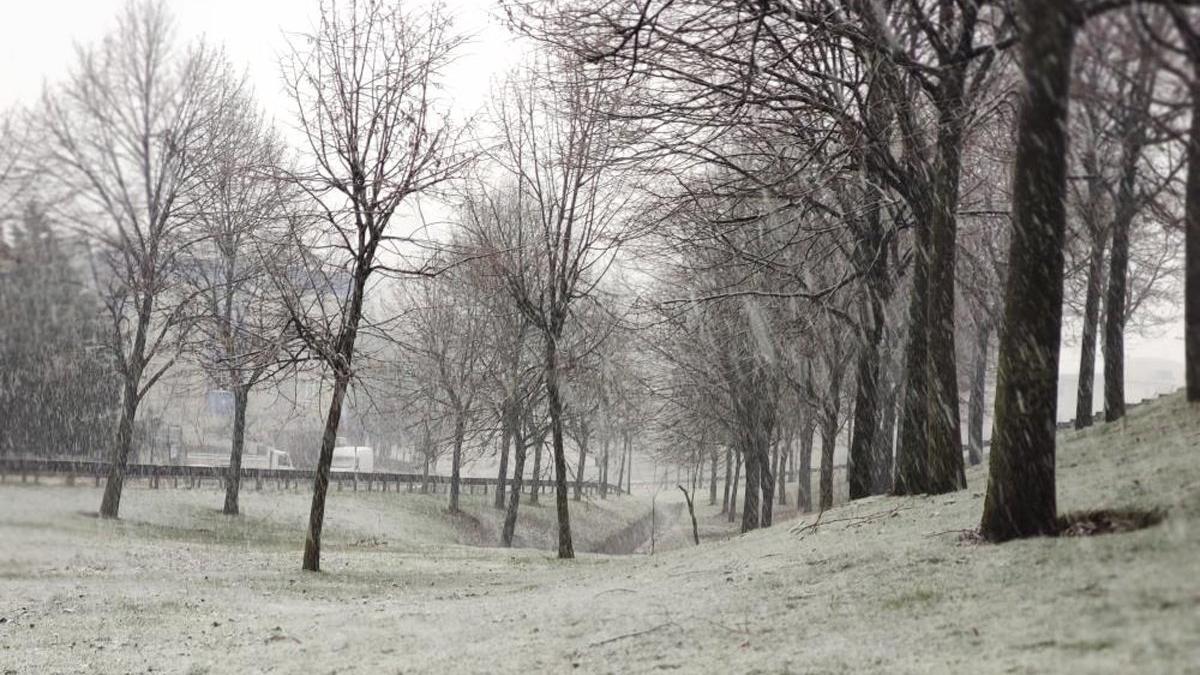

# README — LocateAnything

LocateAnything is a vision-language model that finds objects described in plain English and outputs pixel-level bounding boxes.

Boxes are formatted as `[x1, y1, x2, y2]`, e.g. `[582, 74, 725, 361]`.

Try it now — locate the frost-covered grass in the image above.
[2, 392, 1199, 673]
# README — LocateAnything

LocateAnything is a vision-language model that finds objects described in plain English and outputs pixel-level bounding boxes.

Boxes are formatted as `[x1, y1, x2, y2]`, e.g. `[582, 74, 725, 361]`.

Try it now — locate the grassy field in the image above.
[2, 392, 1199, 673]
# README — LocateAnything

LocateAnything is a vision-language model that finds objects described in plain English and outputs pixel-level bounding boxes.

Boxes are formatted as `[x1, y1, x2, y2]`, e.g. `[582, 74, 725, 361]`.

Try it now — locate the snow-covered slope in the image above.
[2, 391, 1198, 673]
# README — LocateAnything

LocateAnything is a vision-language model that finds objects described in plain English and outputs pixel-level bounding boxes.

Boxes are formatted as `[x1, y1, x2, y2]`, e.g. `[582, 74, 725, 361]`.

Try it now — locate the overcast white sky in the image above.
[0, 0, 517, 121]
[0, 0, 1187, 408]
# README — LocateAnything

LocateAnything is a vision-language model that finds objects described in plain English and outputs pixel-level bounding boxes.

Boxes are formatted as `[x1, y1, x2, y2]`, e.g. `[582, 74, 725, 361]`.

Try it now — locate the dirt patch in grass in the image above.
[1056, 507, 1166, 537]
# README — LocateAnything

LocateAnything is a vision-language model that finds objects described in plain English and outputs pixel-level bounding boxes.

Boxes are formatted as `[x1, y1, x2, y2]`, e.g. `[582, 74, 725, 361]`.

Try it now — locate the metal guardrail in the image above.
[0, 457, 625, 496]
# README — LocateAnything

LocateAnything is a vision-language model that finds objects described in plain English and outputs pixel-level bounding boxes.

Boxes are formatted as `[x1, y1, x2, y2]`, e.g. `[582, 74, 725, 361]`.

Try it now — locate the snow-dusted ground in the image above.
[2, 392, 1199, 673]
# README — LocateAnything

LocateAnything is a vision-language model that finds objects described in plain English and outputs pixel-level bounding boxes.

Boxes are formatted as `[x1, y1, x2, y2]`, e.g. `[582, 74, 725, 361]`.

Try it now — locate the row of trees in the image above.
[503, 0, 1199, 540]
[0, 0, 648, 569]
[2, 0, 1196, 568]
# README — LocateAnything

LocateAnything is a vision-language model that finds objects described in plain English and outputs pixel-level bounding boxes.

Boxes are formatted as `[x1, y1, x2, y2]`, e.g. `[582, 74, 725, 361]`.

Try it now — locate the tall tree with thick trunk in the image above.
[981, 0, 1077, 542]
[1177, 12, 1200, 401]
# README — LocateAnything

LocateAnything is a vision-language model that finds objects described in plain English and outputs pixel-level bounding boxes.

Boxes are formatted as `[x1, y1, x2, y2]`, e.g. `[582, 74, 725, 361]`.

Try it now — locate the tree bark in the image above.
[615, 435, 626, 494]
[776, 436, 788, 506]
[740, 445, 760, 533]
[495, 404, 512, 509]
[544, 336, 574, 558]
[709, 447, 719, 506]
[981, 0, 1075, 541]
[625, 432, 632, 494]
[819, 413, 837, 512]
[600, 436, 610, 498]
[529, 426, 543, 505]
[925, 70, 970, 496]
[1075, 231, 1106, 428]
[1103, 188, 1133, 423]
[223, 385, 249, 516]
[728, 451, 741, 524]
[1187, 49, 1200, 402]
[873, 360, 897, 494]
[894, 251, 930, 496]
[99, 293, 154, 519]
[759, 436, 774, 528]
[721, 446, 732, 513]
[99, 376, 141, 519]
[573, 428, 588, 502]
[421, 445, 431, 494]
[848, 290, 885, 500]
[967, 322, 990, 466]
[448, 413, 466, 513]
[501, 411, 527, 547]
[797, 421, 814, 513]
[303, 369, 351, 571]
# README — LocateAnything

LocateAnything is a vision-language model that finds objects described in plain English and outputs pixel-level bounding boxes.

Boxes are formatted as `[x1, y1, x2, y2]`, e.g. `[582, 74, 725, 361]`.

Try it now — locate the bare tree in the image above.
[39, 0, 243, 518]
[280, 0, 467, 571]
[981, 0, 1076, 542]
[391, 267, 490, 513]
[461, 59, 633, 559]
[182, 99, 298, 516]
[1172, 10, 1200, 400]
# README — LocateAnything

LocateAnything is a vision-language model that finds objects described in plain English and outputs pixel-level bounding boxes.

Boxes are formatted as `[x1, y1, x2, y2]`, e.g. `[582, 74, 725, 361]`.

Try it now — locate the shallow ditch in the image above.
[588, 501, 685, 555]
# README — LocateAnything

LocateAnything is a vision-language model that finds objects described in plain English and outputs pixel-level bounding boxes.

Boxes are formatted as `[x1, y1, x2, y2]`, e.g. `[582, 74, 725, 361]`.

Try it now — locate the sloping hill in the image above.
[2, 392, 1197, 673]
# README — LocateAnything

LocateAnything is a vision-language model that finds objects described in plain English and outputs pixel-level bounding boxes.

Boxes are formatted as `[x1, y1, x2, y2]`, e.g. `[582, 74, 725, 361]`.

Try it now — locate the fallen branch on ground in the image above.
[788, 503, 909, 540]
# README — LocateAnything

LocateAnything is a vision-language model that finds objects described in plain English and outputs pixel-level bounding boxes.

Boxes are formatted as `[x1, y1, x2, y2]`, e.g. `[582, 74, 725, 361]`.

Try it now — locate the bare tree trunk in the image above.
[600, 436, 610, 498]
[759, 437, 774, 528]
[1187, 49, 1200, 402]
[449, 414, 466, 513]
[303, 369, 351, 571]
[776, 436, 787, 506]
[529, 427, 543, 505]
[1103, 200, 1132, 423]
[625, 432, 632, 494]
[709, 447, 719, 506]
[895, 257, 929, 496]
[819, 413, 837, 512]
[797, 422, 814, 513]
[99, 300, 153, 519]
[615, 435, 626, 494]
[501, 411, 527, 547]
[573, 430, 588, 502]
[223, 385, 249, 516]
[873, 364, 897, 494]
[925, 73, 970, 496]
[848, 316, 883, 500]
[1102, 55, 1153, 423]
[545, 336, 574, 558]
[495, 405, 512, 509]
[721, 446, 732, 513]
[1075, 234, 1106, 428]
[981, 0, 1075, 541]
[728, 451, 741, 523]
[99, 377, 140, 519]
[740, 443, 760, 533]
[967, 323, 990, 466]
[421, 447, 431, 494]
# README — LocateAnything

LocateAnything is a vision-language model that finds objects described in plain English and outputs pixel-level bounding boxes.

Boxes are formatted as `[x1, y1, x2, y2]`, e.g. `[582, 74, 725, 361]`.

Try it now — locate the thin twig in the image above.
[587, 622, 675, 648]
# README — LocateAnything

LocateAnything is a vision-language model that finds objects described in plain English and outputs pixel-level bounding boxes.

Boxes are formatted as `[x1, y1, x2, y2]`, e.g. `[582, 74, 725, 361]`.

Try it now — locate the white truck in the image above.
[179, 447, 294, 470]
[331, 446, 374, 473]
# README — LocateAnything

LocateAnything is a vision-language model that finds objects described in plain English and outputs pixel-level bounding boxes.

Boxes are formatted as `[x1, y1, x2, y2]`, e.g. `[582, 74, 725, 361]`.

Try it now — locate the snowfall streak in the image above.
[0, 458, 625, 495]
